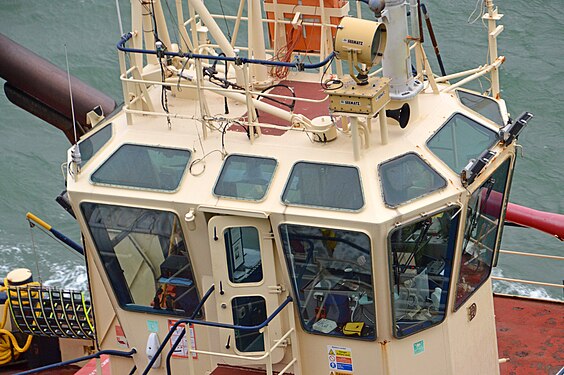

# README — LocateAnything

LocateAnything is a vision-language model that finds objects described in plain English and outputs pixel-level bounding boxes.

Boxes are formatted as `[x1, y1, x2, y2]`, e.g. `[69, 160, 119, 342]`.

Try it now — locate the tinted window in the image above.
[224, 227, 263, 283]
[282, 162, 364, 211]
[389, 207, 460, 338]
[79, 123, 112, 166]
[280, 224, 376, 339]
[214, 155, 276, 200]
[455, 159, 511, 310]
[81, 203, 200, 317]
[427, 113, 498, 173]
[91, 144, 190, 191]
[379, 153, 446, 207]
[457, 90, 504, 126]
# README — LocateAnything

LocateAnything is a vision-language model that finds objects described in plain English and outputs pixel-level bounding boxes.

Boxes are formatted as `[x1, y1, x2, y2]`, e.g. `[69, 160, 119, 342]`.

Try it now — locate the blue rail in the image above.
[16, 348, 136, 375]
[141, 284, 293, 375]
[117, 32, 335, 70]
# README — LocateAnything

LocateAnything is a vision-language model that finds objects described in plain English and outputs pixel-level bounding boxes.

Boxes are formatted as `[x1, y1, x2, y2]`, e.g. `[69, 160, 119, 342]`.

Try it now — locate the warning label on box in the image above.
[327, 345, 353, 373]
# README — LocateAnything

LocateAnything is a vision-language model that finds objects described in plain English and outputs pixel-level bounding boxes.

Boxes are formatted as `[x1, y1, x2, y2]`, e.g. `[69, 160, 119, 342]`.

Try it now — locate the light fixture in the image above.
[334, 17, 387, 85]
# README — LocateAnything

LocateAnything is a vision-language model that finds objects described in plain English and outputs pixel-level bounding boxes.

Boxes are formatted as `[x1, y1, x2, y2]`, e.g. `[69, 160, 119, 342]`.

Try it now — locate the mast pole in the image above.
[484, 0, 504, 99]
[381, 0, 423, 100]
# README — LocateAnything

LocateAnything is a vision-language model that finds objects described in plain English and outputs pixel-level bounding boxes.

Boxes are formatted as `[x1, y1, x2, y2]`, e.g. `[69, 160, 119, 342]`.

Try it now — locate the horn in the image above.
[386, 103, 410, 128]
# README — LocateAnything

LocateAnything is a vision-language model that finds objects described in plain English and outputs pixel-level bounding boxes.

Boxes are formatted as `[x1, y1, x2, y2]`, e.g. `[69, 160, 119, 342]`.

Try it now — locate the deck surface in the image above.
[494, 294, 564, 375]
[210, 364, 291, 375]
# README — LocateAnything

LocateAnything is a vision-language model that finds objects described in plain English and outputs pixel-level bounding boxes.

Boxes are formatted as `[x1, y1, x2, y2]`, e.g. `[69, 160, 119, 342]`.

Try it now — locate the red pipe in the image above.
[0, 33, 116, 143]
[482, 190, 564, 241]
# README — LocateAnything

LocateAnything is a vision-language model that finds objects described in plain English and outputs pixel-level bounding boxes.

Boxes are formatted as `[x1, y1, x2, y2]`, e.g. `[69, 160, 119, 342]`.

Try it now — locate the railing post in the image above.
[263, 325, 273, 375]
[287, 302, 302, 375]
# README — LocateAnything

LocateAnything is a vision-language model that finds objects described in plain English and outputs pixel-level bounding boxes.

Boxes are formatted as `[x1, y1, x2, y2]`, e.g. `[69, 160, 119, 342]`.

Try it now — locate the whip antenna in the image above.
[64, 44, 81, 178]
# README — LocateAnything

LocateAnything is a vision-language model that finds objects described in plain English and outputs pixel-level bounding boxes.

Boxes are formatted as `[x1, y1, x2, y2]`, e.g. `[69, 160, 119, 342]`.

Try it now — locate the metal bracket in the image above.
[268, 284, 286, 294]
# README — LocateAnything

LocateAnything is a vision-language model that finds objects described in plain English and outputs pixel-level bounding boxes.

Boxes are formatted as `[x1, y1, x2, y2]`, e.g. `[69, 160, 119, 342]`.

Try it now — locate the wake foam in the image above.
[492, 268, 562, 301]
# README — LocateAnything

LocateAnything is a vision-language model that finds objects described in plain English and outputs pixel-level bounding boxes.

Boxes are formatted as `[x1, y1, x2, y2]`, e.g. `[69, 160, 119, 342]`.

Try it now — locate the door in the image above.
[208, 216, 284, 362]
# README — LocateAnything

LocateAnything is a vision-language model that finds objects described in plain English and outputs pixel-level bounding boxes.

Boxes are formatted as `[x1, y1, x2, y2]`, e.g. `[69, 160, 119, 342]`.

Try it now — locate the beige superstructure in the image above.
[60, 0, 520, 374]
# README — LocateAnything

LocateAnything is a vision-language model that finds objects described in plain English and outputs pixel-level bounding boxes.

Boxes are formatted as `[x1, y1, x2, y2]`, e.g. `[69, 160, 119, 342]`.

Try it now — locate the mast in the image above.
[380, 0, 423, 100]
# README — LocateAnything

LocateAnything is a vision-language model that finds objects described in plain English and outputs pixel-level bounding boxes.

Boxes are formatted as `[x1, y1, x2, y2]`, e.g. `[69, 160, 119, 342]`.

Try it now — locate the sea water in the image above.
[0, 0, 562, 299]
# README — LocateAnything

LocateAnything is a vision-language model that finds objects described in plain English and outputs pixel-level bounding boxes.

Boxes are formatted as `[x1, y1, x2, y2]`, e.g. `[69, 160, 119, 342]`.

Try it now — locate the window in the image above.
[379, 153, 446, 207]
[455, 159, 511, 309]
[232, 296, 266, 352]
[214, 155, 277, 201]
[280, 224, 376, 339]
[79, 123, 112, 166]
[389, 207, 460, 338]
[456, 90, 504, 126]
[224, 227, 263, 283]
[282, 162, 364, 211]
[427, 113, 499, 173]
[91, 144, 190, 191]
[81, 203, 200, 317]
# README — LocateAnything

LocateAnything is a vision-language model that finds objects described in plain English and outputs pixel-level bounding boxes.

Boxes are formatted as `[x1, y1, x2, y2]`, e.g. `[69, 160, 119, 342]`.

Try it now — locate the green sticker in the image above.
[147, 320, 159, 333]
[413, 340, 424, 355]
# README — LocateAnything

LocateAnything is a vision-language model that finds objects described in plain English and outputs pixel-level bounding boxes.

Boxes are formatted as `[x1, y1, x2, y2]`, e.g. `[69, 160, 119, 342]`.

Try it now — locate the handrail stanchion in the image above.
[265, 325, 273, 375]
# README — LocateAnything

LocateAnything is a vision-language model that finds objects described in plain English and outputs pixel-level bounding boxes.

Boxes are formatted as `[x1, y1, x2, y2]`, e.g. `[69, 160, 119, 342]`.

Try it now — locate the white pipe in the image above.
[187, 0, 244, 84]
[248, 0, 269, 85]
[381, 0, 423, 99]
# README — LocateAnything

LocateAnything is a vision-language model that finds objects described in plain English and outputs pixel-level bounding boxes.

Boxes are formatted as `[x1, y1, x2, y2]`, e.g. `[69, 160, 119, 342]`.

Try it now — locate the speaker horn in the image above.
[386, 103, 410, 128]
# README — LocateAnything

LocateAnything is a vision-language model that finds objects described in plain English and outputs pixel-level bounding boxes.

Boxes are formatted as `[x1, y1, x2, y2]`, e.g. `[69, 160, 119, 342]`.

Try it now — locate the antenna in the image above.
[64, 44, 81, 178]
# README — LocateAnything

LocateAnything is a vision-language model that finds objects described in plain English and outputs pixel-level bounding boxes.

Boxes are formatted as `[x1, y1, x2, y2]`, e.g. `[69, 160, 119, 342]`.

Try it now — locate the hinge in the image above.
[268, 284, 286, 294]
[263, 232, 275, 240]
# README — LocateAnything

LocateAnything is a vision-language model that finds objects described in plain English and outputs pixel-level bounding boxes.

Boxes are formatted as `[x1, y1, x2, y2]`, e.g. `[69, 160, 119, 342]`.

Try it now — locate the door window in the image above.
[225, 227, 263, 284]
[232, 296, 267, 352]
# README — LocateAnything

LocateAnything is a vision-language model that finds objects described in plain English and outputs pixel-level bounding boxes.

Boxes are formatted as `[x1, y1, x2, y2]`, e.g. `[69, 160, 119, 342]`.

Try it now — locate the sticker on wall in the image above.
[413, 340, 425, 355]
[147, 320, 159, 333]
[168, 320, 197, 359]
[115, 325, 129, 348]
[327, 345, 353, 373]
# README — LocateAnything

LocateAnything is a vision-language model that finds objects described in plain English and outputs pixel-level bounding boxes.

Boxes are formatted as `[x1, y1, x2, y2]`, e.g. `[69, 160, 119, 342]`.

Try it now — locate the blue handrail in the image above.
[117, 32, 335, 70]
[16, 348, 136, 375]
[142, 284, 216, 375]
[142, 283, 293, 375]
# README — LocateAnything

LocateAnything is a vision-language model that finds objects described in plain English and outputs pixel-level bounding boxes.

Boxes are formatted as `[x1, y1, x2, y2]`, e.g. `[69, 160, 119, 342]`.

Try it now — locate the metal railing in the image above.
[142, 284, 299, 375]
[493, 248, 564, 296]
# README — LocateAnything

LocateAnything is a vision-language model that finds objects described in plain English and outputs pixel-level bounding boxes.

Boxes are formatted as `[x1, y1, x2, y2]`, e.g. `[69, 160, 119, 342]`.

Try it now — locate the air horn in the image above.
[385, 103, 410, 128]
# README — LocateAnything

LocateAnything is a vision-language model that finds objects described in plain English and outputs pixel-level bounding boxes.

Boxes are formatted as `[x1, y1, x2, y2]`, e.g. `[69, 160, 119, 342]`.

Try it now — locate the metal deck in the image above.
[494, 294, 564, 375]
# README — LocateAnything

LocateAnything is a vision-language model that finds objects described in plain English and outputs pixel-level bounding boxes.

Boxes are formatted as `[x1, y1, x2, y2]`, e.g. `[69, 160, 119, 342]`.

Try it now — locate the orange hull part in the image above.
[265, 0, 346, 52]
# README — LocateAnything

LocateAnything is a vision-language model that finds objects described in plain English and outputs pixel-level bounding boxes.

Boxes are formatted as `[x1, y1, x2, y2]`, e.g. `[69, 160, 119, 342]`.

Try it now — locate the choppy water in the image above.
[0, 0, 562, 298]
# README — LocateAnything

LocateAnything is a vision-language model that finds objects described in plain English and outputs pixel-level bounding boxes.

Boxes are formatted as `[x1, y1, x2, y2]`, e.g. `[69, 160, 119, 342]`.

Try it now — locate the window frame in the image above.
[80, 202, 202, 318]
[387, 205, 462, 338]
[378, 152, 447, 208]
[212, 153, 278, 202]
[281, 161, 365, 212]
[279, 222, 377, 341]
[455, 89, 505, 127]
[90, 143, 191, 193]
[453, 157, 514, 311]
[426, 112, 500, 173]
[78, 122, 113, 168]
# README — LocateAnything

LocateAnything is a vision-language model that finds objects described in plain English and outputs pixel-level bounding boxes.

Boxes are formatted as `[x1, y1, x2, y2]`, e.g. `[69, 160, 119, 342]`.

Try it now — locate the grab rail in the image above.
[142, 284, 294, 375]
[117, 32, 335, 70]
[493, 248, 564, 295]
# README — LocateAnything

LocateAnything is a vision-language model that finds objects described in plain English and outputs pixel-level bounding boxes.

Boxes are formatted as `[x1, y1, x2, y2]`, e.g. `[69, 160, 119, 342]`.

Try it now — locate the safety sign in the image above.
[327, 345, 353, 373]
[168, 320, 197, 358]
